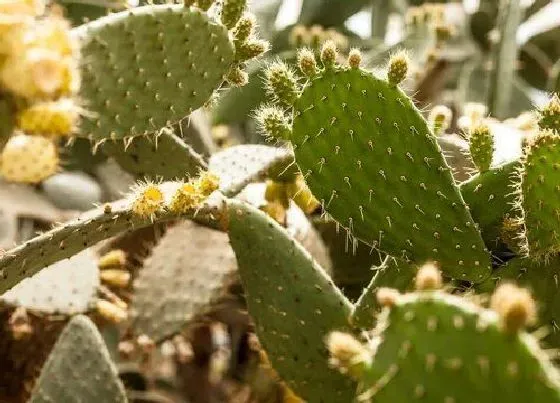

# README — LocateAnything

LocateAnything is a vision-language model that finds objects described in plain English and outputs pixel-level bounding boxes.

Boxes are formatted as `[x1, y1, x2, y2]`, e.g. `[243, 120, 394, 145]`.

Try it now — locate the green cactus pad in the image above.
[227, 199, 355, 402]
[1, 250, 99, 315]
[209, 145, 296, 196]
[351, 257, 417, 329]
[289, 67, 490, 281]
[131, 221, 238, 342]
[519, 132, 560, 258]
[74, 4, 235, 140]
[29, 315, 127, 403]
[356, 291, 560, 402]
[102, 128, 207, 180]
[0, 190, 226, 294]
[460, 160, 520, 248]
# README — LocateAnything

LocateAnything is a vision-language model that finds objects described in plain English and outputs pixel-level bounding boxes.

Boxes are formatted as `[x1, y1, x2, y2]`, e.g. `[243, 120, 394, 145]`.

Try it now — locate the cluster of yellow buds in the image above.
[289, 25, 348, 52]
[131, 171, 221, 219]
[0, 0, 80, 183]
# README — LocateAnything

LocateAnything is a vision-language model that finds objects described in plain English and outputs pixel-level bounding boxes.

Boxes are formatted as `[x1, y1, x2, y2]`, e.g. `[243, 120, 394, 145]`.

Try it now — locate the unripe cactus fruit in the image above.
[414, 262, 442, 290]
[320, 40, 338, 68]
[469, 123, 494, 172]
[233, 13, 255, 43]
[1, 48, 77, 100]
[221, 0, 246, 29]
[236, 38, 269, 61]
[131, 183, 164, 218]
[347, 48, 362, 69]
[538, 93, 560, 133]
[98, 249, 127, 270]
[168, 181, 203, 213]
[264, 61, 299, 107]
[490, 283, 536, 333]
[196, 171, 220, 196]
[17, 98, 79, 136]
[326, 331, 370, 379]
[100, 269, 131, 288]
[96, 299, 128, 324]
[387, 50, 409, 85]
[0, 133, 58, 183]
[297, 48, 318, 77]
[428, 104, 452, 136]
[226, 65, 248, 87]
[255, 105, 292, 140]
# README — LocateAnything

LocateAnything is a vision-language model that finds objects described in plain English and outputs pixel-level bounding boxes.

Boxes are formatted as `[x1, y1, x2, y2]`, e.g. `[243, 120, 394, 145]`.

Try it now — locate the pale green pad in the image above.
[131, 221, 238, 342]
[29, 315, 127, 403]
[209, 144, 296, 196]
[75, 5, 234, 140]
[1, 249, 99, 315]
[291, 68, 490, 282]
[359, 292, 560, 402]
[228, 199, 355, 402]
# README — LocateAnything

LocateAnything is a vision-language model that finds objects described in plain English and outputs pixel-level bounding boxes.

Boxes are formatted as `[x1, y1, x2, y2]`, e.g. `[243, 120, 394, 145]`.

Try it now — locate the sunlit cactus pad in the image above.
[75, 5, 234, 140]
[289, 67, 490, 281]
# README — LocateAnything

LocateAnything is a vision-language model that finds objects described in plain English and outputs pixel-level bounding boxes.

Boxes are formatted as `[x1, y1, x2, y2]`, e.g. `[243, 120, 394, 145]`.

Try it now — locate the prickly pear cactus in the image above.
[518, 131, 560, 258]
[75, 1, 265, 141]
[257, 45, 491, 282]
[329, 266, 560, 402]
[228, 199, 355, 402]
[28, 315, 127, 403]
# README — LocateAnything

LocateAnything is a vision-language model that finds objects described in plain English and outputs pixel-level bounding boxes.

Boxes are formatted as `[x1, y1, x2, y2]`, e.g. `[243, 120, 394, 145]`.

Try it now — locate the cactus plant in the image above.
[2, 1, 560, 401]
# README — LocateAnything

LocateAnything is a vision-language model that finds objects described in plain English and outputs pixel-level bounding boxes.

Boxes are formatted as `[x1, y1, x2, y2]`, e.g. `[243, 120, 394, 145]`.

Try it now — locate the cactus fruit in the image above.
[329, 265, 560, 402]
[228, 199, 355, 401]
[518, 131, 560, 259]
[16, 98, 79, 137]
[0, 133, 58, 184]
[538, 93, 560, 133]
[28, 315, 127, 403]
[387, 50, 409, 85]
[428, 105, 452, 136]
[468, 123, 495, 173]
[259, 46, 491, 282]
[208, 144, 296, 196]
[131, 221, 238, 342]
[75, 3, 266, 141]
[1, 250, 99, 315]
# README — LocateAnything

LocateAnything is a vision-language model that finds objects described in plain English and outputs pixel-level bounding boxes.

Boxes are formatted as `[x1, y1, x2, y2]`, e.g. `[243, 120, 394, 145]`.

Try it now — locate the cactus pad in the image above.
[460, 160, 519, 248]
[75, 5, 235, 140]
[228, 199, 355, 402]
[352, 290, 560, 402]
[1, 250, 99, 315]
[288, 67, 490, 281]
[102, 128, 207, 180]
[131, 221, 238, 342]
[519, 132, 560, 258]
[209, 144, 296, 196]
[29, 315, 126, 403]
